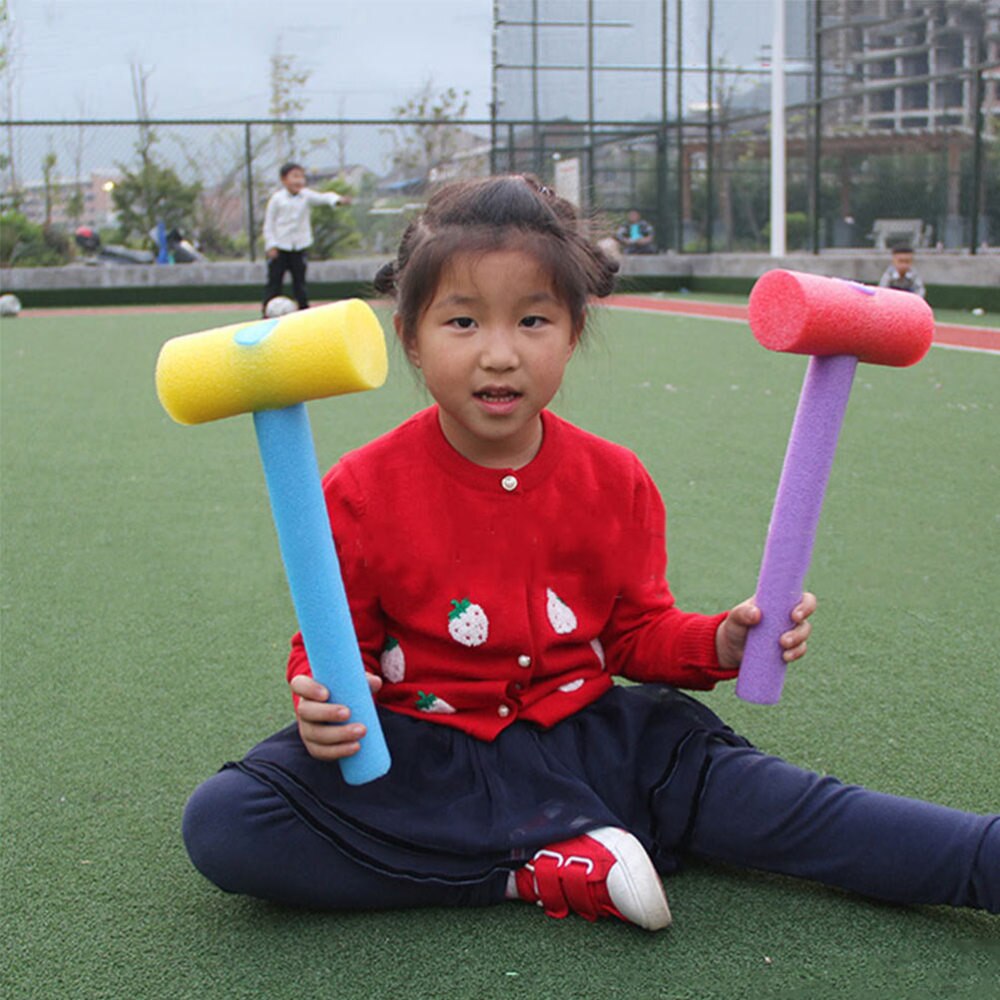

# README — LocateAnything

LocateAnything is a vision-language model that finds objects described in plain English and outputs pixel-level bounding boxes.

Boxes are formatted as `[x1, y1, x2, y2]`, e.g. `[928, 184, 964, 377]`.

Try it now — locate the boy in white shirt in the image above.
[262, 162, 351, 313]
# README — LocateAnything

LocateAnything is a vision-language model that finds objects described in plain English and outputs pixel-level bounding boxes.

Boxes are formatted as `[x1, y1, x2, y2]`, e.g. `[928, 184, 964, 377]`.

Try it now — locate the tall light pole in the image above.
[770, 0, 786, 257]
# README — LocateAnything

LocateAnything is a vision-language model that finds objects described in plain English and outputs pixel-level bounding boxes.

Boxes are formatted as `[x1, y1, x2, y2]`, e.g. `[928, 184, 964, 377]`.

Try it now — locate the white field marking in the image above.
[931, 342, 1000, 356]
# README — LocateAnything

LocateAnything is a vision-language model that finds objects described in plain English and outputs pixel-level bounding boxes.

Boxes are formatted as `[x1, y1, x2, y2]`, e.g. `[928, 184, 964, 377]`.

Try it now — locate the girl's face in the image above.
[399, 248, 579, 469]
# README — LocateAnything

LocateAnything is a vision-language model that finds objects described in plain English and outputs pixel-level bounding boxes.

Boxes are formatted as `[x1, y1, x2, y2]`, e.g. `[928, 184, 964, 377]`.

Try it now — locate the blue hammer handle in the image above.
[253, 403, 391, 785]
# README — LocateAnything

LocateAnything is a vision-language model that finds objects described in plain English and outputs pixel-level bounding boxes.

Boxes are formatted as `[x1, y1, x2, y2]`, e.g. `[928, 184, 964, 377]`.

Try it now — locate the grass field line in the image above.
[603, 293, 1000, 355]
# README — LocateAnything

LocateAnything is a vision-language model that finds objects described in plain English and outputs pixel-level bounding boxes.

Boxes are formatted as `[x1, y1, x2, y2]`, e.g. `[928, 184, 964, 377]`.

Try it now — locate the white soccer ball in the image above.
[264, 296, 298, 318]
[0, 293, 22, 317]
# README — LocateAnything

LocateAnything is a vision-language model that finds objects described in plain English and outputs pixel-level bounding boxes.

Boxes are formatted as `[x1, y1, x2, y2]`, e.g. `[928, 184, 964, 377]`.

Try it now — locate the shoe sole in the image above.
[590, 827, 673, 931]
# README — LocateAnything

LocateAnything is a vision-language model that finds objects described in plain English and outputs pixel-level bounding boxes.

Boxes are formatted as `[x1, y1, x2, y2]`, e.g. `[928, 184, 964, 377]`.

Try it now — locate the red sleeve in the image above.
[285, 460, 386, 706]
[602, 467, 737, 689]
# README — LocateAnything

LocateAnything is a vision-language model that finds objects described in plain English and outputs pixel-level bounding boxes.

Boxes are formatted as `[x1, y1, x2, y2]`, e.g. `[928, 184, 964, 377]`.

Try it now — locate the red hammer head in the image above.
[748, 269, 934, 367]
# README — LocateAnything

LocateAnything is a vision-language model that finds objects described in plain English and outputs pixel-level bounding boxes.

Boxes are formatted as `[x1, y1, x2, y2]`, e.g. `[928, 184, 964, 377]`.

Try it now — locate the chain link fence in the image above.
[0, 118, 495, 267]
[3, 2, 999, 268]
[491, 0, 999, 256]
[1, 106, 996, 267]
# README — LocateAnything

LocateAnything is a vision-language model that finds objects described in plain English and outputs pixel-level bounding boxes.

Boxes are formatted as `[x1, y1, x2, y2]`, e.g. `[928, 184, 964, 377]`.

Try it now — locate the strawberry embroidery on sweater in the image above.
[380, 636, 405, 683]
[448, 597, 489, 647]
[415, 691, 456, 714]
[546, 588, 578, 634]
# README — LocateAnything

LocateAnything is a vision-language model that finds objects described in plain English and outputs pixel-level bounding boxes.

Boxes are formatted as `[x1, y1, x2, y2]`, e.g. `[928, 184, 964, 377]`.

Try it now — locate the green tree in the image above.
[171, 127, 253, 259]
[388, 80, 470, 180]
[0, 211, 72, 266]
[65, 186, 85, 227]
[41, 150, 57, 228]
[64, 111, 90, 228]
[843, 153, 943, 245]
[762, 212, 810, 252]
[269, 42, 311, 165]
[112, 64, 201, 245]
[111, 160, 201, 244]
[1, 0, 19, 197]
[310, 179, 362, 259]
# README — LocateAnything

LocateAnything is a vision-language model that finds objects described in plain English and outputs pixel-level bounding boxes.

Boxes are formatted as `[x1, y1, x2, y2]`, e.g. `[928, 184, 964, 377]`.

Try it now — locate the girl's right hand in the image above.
[290, 673, 383, 761]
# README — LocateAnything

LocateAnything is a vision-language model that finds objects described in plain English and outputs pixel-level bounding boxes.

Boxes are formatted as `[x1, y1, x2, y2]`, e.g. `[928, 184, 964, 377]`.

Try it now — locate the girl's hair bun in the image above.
[372, 260, 397, 294]
[590, 243, 620, 298]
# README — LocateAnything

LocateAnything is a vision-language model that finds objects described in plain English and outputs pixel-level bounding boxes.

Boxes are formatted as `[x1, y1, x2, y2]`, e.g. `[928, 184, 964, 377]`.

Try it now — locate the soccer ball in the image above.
[264, 296, 298, 318]
[0, 293, 22, 317]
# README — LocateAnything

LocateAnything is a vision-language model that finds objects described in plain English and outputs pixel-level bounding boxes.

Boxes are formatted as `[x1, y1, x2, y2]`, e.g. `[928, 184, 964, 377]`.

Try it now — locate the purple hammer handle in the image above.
[736, 353, 858, 704]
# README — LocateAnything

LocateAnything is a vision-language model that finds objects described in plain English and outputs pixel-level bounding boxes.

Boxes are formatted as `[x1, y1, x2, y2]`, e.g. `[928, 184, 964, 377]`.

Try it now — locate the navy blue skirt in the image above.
[224, 683, 751, 886]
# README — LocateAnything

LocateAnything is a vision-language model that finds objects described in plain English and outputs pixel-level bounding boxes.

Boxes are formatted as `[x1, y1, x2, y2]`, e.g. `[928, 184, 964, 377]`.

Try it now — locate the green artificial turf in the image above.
[2, 306, 998, 1000]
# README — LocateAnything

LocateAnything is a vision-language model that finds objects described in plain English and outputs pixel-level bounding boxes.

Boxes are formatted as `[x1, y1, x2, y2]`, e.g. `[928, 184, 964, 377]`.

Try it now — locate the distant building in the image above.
[3, 171, 120, 230]
[493, 0, 998, 132]
[493, 0, 807, 125]
[816, 0, 999, 247]
[491, 0, 997, 247]
[821, 0, 1000, 134]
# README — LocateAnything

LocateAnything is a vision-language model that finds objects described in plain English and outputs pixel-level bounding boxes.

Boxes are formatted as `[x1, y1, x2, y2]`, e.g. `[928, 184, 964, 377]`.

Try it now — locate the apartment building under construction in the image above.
[820, 0, 999, 134]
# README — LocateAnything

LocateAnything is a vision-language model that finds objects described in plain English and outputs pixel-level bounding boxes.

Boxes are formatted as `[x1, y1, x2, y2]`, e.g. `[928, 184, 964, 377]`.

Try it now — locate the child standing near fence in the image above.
[261, 162, 352, 314]
[878, 245, 927, 298]
[185, 175, 998, 929]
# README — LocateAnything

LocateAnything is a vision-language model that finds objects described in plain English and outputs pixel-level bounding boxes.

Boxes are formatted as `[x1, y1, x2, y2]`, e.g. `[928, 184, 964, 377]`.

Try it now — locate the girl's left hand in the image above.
[715, 592, 816, 671]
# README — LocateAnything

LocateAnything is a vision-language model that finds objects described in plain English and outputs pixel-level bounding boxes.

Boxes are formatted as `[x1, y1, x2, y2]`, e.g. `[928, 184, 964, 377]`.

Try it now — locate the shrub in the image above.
[0, 212, 74, 267]
[310, 180, 362, 259]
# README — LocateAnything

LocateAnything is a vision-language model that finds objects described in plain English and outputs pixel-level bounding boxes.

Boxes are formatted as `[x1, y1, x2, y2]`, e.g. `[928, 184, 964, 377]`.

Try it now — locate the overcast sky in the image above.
[7, 0, 495, 121]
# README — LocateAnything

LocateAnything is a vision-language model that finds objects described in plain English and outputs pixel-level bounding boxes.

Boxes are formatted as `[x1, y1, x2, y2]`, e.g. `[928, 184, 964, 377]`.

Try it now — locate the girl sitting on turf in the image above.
[183, 175, 998, 928]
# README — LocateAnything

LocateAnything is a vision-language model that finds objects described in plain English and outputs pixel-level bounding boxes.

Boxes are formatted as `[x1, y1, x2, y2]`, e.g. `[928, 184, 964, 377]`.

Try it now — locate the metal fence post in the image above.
[586, 0, 596, 211]
[660, 0, 669, 251]
[810, 0, 822, 255]
[969, 43, 985, 255]
[676, 0, 684, 253]
[244, 122, 256, 263]
[656, 126, 669, 254]
[706, 0, 715, 253]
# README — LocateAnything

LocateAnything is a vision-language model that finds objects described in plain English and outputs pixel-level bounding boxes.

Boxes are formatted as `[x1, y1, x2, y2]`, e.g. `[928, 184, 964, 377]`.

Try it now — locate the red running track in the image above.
[602, 294, 1000, 355]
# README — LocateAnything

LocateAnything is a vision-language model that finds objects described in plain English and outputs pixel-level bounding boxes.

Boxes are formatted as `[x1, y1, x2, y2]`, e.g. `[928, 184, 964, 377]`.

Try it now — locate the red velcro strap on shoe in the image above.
[532, 854, 570, 919]
[559, 858, 600, 922]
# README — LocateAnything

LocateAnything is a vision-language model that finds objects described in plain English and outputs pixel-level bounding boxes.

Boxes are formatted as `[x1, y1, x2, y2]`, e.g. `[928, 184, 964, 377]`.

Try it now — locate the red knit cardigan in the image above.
[287, 407, 735, 740]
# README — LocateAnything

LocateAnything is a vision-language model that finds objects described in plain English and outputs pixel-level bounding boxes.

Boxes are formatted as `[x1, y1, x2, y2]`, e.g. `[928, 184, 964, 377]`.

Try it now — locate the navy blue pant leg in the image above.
[285, 251, 309, 309]
[263, 250, 309, 311]
[182, 768, 505, 910]
[685, 744, 999, 912]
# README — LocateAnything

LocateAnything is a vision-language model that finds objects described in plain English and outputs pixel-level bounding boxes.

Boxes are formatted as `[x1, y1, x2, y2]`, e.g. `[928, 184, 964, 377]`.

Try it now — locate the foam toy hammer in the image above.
[737, 270, 934, 705]
[155, 300, 391, 784]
